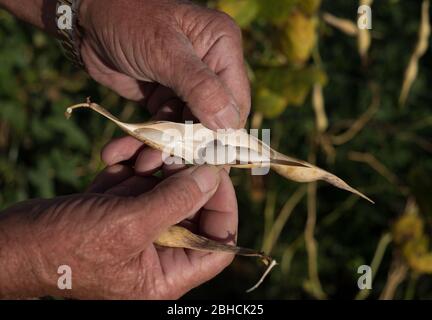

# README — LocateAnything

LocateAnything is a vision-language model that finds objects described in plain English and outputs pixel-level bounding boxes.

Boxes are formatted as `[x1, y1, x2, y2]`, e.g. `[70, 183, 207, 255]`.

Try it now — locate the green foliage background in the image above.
[1, 0, 432, 299]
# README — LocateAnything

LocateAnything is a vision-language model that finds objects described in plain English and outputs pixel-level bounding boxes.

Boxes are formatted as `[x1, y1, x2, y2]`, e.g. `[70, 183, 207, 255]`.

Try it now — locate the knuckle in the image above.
[215, 11, 234, 25]
[185, 68, 228, 113]
[216, 12, 241, 38]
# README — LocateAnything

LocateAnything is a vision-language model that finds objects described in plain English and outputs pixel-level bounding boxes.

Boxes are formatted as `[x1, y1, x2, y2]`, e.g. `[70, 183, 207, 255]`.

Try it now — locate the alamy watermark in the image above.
[57, 265, 72, 290]
[357, 265, 372, 290]
[158, 123, 272, 176]
[56, 4, 73, 30]
[358, 5, 372, 30]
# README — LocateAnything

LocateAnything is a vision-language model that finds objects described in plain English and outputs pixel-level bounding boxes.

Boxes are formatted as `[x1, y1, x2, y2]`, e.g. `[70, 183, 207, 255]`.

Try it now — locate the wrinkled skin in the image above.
[0, 160, 238, 299]
[79, 0, 251, 129]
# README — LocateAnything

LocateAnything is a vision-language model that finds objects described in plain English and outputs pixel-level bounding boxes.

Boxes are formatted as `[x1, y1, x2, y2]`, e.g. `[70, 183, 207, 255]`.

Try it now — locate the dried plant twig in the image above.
[348, 151, 409, 195]
[304, 149, 327, 300]
[380, 256, 408, 300]
[355, 233, 392, 300]
[312, 83, 328, 133]
[331, 85, 380, 146]
[358, 0, 373, 62]
[262, 186, 306, 254]
[399, 0, 431, 107]
[322, 12, 358, 36]
[246, 260, 278, 293]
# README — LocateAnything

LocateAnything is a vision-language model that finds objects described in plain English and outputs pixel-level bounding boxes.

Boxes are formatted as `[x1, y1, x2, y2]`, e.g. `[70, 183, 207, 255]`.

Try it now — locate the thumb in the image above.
[131, 165, 223, 242]
[166, 49, 241, 130]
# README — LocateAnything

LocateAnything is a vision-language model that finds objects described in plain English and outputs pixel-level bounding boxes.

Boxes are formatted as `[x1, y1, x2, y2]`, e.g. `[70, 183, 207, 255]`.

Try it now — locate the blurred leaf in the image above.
[393, 200, 432, 274]
[217, 0, 259, 28]
[0, 102, 27, 135]
[254, 87, 289, 118]
[45, 116, 90, 151]
[280, 11, 318, 64]
[28, 157, 55, 198]
[31, 118, 54, 142]
[298, 0, 322, 16]
[257, 0, 299, 25]
[393, 207, 423, 245]
[254, 66, 327, 118]
[51, 149, 81, 188]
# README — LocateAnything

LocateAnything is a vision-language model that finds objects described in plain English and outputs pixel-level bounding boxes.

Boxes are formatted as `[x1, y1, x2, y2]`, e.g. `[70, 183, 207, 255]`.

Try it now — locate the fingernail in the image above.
[191, 165, 221, 193]
[214, 103, 240, 129]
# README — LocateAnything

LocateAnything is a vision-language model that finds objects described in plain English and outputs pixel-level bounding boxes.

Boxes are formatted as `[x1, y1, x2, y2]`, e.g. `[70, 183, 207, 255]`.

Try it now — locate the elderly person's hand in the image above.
[0, 160, 237, 299]
[79, 0, 250, 129]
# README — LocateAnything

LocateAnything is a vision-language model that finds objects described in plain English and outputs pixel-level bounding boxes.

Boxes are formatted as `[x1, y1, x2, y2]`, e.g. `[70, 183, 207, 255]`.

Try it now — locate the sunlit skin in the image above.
[0, 156, 238, 299]
[79, 0, 251, 129]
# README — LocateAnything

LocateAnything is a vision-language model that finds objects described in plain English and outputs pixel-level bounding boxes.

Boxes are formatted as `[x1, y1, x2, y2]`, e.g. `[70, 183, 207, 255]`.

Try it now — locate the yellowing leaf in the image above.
[393, 199, 432, 274]
[254, 66, 327, 118]
[254, 87, 288, 118]
[409, 253, 432, 273]
[217, 0, 259, 28]
[299, 0, 322, 16]
[393, 211, 423, 245]
[257, 0, 298, 25]
[281, 11, 317, 64]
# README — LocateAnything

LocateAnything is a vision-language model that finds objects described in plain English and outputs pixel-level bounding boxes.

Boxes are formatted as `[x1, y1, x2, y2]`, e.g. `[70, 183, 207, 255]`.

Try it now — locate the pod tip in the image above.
[246, 259, 278, 293]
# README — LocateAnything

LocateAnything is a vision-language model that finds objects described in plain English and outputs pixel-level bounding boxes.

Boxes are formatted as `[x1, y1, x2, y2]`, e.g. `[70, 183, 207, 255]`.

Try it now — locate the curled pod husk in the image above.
[66, 100, 372, 203]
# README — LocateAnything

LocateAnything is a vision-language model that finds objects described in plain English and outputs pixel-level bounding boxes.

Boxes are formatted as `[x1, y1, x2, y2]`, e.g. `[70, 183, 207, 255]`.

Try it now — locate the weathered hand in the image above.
[79, 0, 250, 129]
[0, 162, 237, 299]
